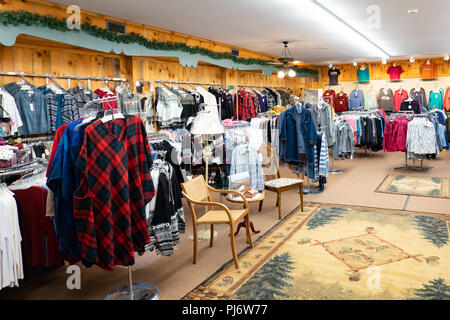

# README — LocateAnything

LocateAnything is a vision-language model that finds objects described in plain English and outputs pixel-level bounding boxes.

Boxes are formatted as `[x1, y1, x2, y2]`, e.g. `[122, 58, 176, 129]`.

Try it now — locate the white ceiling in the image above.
[50, 0, 450, 65]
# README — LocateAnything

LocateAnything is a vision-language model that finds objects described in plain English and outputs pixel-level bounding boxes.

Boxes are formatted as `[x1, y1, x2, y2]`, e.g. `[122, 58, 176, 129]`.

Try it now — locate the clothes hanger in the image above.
[101, 98, 124, 123]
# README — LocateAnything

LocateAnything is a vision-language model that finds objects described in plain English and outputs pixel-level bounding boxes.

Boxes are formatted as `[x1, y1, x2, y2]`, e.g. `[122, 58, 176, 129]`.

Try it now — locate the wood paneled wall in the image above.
[3, 0, 279, 62]
[319, 58, 450, 86]
[0, 0, 322, 93]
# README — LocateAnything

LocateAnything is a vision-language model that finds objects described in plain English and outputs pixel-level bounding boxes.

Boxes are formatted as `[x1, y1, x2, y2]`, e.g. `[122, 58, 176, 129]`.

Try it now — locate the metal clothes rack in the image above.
[0, 71, 127, 89]
[237, 84, 285, 90]
[153, 80, 224, 130]
[390, 111, 433, 171]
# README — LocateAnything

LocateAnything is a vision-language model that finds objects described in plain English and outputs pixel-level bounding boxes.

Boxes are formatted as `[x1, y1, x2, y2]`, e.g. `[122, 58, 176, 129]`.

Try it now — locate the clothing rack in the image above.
[153, 80, 224, 129]
[340, 110, 382, 157]
[0, 71, 127, 89]
[391, 111, 433, 171]
[237, 84, 285, 90]
[155, 80, 223, 87]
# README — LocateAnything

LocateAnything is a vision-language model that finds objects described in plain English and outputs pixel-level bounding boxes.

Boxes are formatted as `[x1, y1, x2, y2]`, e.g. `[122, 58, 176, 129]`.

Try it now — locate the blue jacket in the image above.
[349, 90, 365, 110]
[279, 104, 318, 177]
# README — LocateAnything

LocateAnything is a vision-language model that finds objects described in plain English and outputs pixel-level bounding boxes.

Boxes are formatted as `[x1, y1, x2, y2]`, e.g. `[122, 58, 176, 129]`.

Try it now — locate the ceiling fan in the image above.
[267, 41, 297, 78]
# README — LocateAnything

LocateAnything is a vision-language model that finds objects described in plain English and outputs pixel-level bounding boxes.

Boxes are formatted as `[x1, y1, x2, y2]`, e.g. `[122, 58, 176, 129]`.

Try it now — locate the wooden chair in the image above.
[259, 142, 304, 219]
[181, 175, 254, 269]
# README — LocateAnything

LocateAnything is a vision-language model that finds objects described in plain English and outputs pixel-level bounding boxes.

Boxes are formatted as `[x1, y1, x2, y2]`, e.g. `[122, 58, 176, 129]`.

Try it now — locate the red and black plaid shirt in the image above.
[237, 89, 256, 121]
[74, 115, 155, 271]
[335, 92, 349, 112]
[323, 89, 336, 110]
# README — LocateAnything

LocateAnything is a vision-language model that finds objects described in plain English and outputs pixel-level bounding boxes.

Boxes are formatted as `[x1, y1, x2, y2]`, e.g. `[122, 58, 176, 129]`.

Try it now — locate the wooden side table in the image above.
[225, 192, 264, 236]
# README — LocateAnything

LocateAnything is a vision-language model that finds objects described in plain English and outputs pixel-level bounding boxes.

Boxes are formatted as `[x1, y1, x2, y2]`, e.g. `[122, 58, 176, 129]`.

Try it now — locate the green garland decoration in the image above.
[0, 10, 319, 79]
[0, 10, 270, 65]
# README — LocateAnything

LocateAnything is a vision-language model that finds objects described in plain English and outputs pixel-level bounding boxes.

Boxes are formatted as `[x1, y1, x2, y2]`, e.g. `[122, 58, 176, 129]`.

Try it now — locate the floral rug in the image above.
[375, 174, 450, 198]
[183, 203, 450, 300]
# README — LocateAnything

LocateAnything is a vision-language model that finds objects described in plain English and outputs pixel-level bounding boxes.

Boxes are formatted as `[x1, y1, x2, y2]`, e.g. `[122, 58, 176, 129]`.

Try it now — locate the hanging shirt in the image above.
[229, 144, 264, 191]
[47, 120, 83, 259]
[387, 65, 404, 81]
[364, 93, 378, 111]
[73, 115, 155, 271]
[429, 90, 444, 110]
[377, 88, 395, 112]
[0, 88, 23, 135]
[348, 90, 365, 110]
[323, 89, 336, 111]
[335, 92, 348, 112]
[0, 189, 23, 290]
[328, 68, 341, 85]
[443, 87, 450, 111]
[94, 88, 118, 110]
[357, 67, 370, 83]
[410, 88, 428, 109]
[394, 89, 409, 112]
[12, 186, 63, 269]
[421, 62, 437, 80]
[400, 99, 421, 114]
[4, 82, 49, 135]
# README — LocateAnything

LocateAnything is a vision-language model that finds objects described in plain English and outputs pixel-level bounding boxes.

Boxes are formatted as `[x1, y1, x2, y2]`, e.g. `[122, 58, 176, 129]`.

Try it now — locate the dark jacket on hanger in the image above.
[279, 104, 318, 177]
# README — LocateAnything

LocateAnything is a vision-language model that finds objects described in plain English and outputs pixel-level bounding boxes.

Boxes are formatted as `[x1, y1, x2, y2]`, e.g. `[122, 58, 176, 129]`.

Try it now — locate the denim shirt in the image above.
[5, 83, 48, 135]
[349, 90, 365, 110]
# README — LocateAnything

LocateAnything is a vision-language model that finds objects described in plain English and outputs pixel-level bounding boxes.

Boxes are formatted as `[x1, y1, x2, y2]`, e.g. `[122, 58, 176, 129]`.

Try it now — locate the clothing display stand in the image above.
[299, 174, 323, 195]
[329, 157, 343, 174]
[104, 266, 160, 300]
[187, 109, 225, 242]
[392, 112, 433, 171]
[394, 152, 433, 171]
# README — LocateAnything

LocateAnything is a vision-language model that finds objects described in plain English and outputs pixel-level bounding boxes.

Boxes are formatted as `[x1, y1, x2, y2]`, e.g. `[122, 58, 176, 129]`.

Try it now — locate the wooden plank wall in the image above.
[0, 0, 322, 93]
[319, 58, 450, 86]
[0, 41, 321, 95]
[3, 0, 280, 62]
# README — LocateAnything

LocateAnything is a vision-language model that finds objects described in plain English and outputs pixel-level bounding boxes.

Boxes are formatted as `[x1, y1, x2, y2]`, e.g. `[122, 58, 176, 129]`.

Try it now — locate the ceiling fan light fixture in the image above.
[328, 63, 333, 68]
[352, 61, 357, 67]
[409, 56, 415, 63]
[278, 70, 285, 79]
[444, 54, 449, 61]
[288, 69, 296, 77]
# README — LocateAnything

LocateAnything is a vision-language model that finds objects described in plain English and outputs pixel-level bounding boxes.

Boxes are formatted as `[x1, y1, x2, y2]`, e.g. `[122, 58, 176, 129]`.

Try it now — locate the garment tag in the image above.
[30, 103, 34, 112]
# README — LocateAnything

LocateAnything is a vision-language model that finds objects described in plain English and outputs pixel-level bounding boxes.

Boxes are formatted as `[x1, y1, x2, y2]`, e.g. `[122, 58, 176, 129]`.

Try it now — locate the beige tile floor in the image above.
[1, 150, 449, 300]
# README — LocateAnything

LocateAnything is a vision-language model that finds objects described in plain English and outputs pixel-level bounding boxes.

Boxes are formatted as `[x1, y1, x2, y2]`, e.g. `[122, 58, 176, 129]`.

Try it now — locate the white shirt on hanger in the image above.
[195, 86, 219, 117]
[0, 89, 23, 135]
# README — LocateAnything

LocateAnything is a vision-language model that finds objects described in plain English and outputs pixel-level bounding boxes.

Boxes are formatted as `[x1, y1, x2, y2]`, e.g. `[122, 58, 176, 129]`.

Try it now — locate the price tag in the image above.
[30, 103, 34, 112]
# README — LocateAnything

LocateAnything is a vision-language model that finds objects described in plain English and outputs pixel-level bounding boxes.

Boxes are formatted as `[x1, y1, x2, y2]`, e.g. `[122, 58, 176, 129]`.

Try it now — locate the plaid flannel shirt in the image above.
[238, 89, 256, 121]
[73, 115, 155, 271]
[45, 93, 79, 132]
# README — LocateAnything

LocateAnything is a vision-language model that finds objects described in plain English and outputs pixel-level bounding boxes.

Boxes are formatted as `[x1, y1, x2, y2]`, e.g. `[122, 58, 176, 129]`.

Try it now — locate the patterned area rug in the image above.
[183, 203, 450, 300]
[376, 174, 450, 198]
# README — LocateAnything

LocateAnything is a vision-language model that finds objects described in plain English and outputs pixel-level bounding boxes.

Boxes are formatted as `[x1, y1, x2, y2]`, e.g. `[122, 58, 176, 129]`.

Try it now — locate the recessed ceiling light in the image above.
[408, 9, 419, 14]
